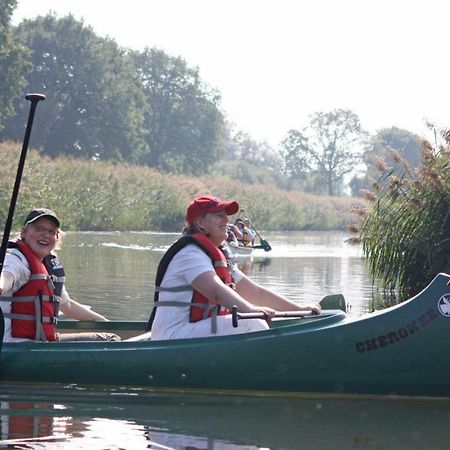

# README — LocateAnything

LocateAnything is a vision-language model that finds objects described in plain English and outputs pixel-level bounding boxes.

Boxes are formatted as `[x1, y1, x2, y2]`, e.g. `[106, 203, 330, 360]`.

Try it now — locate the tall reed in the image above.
[354, 129, 450, 300]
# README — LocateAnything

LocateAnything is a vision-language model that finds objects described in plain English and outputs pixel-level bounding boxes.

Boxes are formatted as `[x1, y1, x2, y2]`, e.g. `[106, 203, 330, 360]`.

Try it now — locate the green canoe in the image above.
[1, 272, 450, 398]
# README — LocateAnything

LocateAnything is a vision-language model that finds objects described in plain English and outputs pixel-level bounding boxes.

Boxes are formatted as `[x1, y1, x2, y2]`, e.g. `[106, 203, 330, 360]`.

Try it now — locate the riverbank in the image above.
[0, 141, 365, 232]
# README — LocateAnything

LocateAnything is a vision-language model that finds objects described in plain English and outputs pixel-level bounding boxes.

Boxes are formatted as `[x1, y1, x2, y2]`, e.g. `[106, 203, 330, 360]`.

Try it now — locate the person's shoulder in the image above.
[178, 242, 208, 256]
[6, 247, 27, 264]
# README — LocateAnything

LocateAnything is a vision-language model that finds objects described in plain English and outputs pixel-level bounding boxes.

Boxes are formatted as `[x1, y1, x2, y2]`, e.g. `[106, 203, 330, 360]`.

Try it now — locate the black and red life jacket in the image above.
[146, 233, 234, 331]
[0, 239, 65, 341]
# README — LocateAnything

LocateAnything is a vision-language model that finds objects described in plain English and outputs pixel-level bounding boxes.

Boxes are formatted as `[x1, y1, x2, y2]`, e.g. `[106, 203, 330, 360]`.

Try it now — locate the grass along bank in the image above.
[0, 141, 364, 232]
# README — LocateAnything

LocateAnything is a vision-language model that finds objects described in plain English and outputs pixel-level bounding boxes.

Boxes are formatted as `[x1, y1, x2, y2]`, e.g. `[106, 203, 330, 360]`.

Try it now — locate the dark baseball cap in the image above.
[23, 208, 61, 228]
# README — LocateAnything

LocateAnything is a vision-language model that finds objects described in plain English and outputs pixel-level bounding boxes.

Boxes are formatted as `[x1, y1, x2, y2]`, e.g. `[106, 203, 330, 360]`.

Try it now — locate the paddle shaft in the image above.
[231, 306, 317, 327]
[0, 94, 46, 276]
[240, 209, 263, 241]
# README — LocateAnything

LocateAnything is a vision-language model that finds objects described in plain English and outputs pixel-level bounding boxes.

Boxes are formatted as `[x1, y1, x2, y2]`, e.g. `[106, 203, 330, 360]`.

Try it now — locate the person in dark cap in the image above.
[0, 208, 120, 342]
[148, 195, 321, 340]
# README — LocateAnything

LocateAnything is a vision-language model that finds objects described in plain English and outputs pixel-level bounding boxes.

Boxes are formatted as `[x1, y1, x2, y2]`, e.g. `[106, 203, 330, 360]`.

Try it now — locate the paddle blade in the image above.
[259, 239, 272, 252]
[319, 294, 347, 312]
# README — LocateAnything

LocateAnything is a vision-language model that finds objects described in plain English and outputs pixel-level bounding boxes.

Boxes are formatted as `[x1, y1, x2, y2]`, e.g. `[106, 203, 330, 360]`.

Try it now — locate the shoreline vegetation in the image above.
[0, 141, 365, 233]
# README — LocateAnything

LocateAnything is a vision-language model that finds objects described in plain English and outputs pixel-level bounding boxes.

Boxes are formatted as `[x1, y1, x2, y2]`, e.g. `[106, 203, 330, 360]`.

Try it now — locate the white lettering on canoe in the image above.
[355, 308, 438, 353]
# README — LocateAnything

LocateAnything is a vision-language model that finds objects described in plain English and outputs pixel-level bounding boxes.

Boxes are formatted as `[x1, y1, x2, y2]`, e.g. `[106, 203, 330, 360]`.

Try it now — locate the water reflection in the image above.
[0, 384, 449, 449]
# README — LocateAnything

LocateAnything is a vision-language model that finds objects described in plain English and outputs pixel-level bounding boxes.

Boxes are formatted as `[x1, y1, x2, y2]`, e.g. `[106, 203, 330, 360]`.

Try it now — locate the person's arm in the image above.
[59, 298, 108, 321]
[236, 273, 321, 313]
[0, 271, 15, 296]
[229, 224, 243, 240]
[191, 271, 276, 317]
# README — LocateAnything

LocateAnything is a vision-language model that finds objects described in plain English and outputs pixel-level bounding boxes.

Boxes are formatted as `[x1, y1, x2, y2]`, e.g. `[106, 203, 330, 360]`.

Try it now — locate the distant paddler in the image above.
[236, 210, 272, 252]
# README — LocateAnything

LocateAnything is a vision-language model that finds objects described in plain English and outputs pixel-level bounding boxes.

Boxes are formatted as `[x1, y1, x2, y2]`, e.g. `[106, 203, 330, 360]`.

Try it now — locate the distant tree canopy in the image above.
[0, 7, 434, 197]
[0, 13, 226, 175]
[0, 0, 30, 131]
[280, 109, 368, 196]
[1, 14, 147, 161]
[131, 48, 226, 174]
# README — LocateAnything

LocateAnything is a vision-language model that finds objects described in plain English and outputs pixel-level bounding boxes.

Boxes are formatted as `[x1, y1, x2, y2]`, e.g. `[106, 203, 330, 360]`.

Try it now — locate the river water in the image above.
[1, 231, 449, 449]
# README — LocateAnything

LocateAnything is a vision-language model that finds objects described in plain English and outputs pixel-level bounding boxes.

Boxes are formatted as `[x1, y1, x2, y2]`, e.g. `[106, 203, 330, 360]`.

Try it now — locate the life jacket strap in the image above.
[155, 285, 191, 292]
[29, 274, 50, 281]
[153, 300, 221, 334]
[5, 294, 60, 303]
[213, 261, 227, 268]
[3, 312, 57, 324]
[153, 300, 192, 307]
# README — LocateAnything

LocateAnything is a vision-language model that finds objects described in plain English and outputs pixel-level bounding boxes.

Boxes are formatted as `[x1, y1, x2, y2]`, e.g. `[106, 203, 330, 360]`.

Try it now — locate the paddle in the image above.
[0, 93, 46, 275]
[240, 209, 272, 252]
[231, 293, 347, 327]
[319, 293, 347, 312]
[0, 94, 45, 352]
[231, 307, 341, 328]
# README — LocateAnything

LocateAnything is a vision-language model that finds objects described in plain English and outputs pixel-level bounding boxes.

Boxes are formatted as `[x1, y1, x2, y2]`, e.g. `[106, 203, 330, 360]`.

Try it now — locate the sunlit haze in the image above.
[12, 0, 450, 146]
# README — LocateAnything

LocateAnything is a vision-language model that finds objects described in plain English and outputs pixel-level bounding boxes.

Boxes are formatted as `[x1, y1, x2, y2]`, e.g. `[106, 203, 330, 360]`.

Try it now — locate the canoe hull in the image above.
[1, 273, 450, 397]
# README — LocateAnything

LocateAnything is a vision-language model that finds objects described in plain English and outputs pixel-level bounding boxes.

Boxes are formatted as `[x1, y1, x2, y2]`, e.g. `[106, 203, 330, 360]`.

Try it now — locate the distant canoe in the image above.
[227, 243, 254, 257]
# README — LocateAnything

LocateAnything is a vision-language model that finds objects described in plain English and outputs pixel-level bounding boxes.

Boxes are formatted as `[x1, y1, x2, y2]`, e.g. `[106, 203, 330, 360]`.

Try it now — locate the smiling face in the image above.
[20, 217, 60, 260]
[195, 210, 230, 246]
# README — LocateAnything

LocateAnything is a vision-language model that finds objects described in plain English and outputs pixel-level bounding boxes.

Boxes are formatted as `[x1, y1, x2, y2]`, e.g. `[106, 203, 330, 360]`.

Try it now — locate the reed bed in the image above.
[0, 141, 364, 232]
[353, 130, 450, 300]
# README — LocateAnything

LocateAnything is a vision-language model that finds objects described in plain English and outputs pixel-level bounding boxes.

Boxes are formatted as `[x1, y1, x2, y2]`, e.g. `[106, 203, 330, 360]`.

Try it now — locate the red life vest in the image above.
[188, 233, 232, 322]
[147, 232, 234, 331]
[8, 240, 60, 341]
[2, 402, 54, 440]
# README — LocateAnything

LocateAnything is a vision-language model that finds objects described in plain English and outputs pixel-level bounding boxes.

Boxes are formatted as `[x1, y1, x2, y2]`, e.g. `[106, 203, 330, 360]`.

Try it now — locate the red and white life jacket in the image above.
[147, 233, 234, 332]
[0, 401, 54, 440]
[0, 240, 65, 341]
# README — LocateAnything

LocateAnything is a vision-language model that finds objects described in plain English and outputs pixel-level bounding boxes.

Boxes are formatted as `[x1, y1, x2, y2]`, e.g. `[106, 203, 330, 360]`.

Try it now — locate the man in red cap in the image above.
[148, 195, 321, 340]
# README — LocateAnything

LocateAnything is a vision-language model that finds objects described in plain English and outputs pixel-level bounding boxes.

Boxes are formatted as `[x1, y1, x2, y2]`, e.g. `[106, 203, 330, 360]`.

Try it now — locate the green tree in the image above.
[132, 48, 226, 174]
[2, 14, 146, 162]
[0, 0, 30, 131]
[280, 109, 368, 196]
[226, 130, 281, 169]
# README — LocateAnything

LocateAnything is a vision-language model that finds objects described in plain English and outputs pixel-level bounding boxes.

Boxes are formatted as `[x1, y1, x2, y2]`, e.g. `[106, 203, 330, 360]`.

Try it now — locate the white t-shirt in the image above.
[0, 248, 70, 342]
[151, 243, 268, 340]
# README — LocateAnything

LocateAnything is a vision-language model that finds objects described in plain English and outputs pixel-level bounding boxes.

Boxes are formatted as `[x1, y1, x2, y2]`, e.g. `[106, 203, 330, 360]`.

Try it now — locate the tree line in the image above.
[1, 0, 424, 197]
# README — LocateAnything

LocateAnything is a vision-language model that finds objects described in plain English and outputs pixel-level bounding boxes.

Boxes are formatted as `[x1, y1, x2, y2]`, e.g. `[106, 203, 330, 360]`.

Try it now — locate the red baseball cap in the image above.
[186, 195, 239, 225]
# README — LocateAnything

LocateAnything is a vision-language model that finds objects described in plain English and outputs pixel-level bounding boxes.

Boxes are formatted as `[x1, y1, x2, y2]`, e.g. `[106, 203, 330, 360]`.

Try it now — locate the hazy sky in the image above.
[12, 0, 449, 146]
